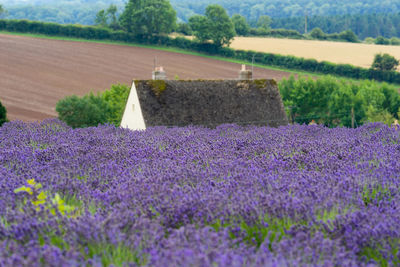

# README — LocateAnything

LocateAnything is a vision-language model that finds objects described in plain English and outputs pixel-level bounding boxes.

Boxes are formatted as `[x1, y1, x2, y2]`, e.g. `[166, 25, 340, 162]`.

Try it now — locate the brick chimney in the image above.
[238, 64, 252, 80]
[152, 66, 167, 80]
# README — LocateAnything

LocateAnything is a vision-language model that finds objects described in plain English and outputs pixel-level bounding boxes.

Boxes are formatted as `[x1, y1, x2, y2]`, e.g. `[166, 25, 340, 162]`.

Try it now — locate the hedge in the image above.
[2, 19, 400, 84]
[248, 28, 304, 39]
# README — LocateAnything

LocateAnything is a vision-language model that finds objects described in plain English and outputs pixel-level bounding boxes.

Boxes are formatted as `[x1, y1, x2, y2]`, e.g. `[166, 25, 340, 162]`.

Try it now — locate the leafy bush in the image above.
[56, 93, 110, 128]
[371, 53, 399, 71]
[338, 30, 359, 43]
[390, 37, 400, 45]
[56, 84, 130, 128]
[308, 28, 359, 43]
[310, 28, 326, 40]
[0, 99, 8, 126]
[364, 37, 375, 44]
[101, 84, 130, 127]
[375, 36, 390, 45]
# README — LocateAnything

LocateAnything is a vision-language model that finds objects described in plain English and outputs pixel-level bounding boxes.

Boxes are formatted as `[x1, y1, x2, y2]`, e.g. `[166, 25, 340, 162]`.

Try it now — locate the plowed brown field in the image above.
[0, 34, 294, 122]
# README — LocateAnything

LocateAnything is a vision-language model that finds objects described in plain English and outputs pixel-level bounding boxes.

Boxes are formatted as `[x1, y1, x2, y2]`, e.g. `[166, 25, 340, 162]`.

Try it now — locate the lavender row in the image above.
[1, 120, 399, 266]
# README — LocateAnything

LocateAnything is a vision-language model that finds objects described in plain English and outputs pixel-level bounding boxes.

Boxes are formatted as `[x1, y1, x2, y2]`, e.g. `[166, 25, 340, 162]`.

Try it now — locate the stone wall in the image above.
[134, 80, 288, 127]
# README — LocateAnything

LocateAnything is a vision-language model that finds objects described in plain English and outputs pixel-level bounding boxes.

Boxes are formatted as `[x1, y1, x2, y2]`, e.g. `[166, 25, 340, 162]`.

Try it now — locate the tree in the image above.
[189, 4, 235, 47]
[231, 14, 250, 36]
[0, 99, 8, 127]
[205, 5, 236, 47]
[95, 5, 120, 30]
[95, 9, 108, 27]
[0, 4, 6, 18]
[371, 53, 399, 71]
[189, 15, 211, 43]
[176, 22, 192, 35]
[257, 15, 271, 30]
[106, 4, 120, 30]
[107, 5, 118, 25]
[120, 0, 176, 36]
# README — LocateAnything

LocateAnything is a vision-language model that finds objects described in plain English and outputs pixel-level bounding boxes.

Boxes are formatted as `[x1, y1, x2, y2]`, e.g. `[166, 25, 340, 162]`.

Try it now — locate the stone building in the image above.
[120, 67, 288, 130]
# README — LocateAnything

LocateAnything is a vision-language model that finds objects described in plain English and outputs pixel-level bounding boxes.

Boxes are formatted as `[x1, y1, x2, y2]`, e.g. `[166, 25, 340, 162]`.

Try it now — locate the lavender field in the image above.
[1, 120, 400, 266]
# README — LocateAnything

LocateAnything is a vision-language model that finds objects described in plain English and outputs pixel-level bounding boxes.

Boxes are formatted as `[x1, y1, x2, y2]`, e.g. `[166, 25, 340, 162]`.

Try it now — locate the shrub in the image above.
[0, 99, 8, 126]
[375, 36, 390, 45]
[364, 37, 375, 44]
[56, 84, 130, 128]
[365, 105, 395, 126]
[338, 30, 359, 43]
[101, 84, 130, 127]
[390, 37, 400, 46]
[371, 53, 399, 71]
[310, 28, 326, 40]
[56, 93, 110, 128]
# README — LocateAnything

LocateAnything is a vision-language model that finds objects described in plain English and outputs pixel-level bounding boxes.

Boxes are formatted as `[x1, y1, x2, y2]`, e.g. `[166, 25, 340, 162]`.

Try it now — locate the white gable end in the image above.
[120, 81, 146, 131]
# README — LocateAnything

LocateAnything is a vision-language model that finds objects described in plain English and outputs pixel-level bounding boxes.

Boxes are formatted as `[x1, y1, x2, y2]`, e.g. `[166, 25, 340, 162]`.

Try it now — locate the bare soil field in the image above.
[231, 37, 400, 69]
[0, 34, 294, 122]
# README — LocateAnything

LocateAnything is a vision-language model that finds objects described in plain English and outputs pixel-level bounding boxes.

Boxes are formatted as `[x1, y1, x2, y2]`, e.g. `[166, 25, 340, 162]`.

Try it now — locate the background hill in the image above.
[172, 0, 400, 21]
[0, 0, 125, 25]
[2, 0, 400, 39]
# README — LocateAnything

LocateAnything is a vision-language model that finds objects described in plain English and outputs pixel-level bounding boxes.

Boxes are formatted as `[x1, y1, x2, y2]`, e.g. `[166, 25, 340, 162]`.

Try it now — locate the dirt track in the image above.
[0, 34, 294, 122]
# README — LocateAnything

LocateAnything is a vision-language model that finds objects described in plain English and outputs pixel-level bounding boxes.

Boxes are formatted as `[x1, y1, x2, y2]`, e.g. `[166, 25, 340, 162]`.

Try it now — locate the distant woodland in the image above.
[272, 13, 400, 39]
[0, 1, 124, 25]
[2, 0, 400, 39]
[171, 0, 400, 21]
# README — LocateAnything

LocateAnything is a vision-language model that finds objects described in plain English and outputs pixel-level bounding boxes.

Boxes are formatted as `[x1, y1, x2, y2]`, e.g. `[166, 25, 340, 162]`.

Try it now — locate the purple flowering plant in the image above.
[1, 119, 400, 266]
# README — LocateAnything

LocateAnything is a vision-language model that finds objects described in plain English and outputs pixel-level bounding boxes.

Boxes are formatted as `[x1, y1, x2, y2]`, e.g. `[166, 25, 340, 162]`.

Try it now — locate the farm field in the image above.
[1, 120, 399, 266]
[0, 33, 294, 122]
[230, 37, 400, 69]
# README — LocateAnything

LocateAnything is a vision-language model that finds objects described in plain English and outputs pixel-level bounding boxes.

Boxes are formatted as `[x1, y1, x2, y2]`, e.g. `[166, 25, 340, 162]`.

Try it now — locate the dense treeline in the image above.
[2, 19, 400, 84]
[0, 1, 124, 25]
[2, 0, 400, 32]
[3, 1, 400, 40]
[171, 0, 400, 23]
[272, 13, 400, 39]
[280, 76, 400, 127]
